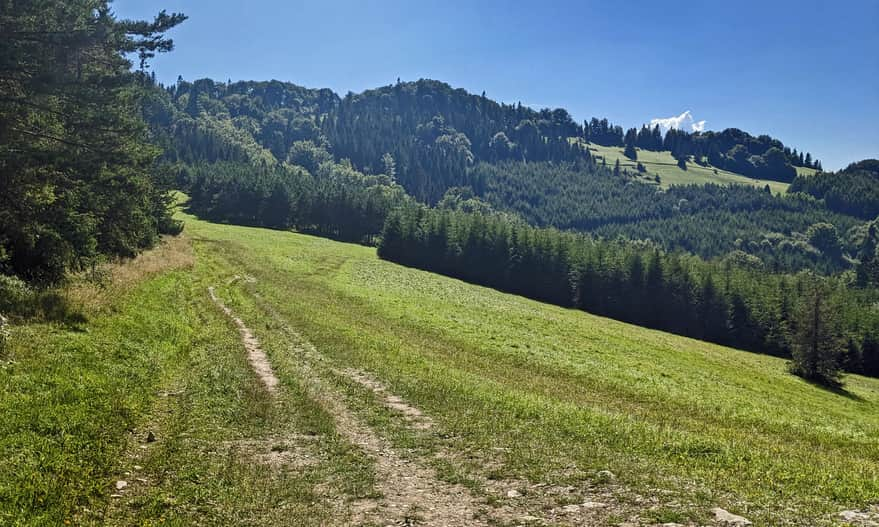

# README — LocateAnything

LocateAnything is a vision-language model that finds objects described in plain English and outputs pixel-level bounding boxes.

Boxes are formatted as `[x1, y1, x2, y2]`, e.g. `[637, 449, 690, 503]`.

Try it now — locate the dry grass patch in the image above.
[65, 234, 194, 315]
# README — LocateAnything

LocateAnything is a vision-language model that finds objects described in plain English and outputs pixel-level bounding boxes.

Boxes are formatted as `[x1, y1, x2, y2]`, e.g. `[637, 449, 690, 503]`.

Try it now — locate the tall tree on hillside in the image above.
[0, 1, 186, 282]
[789, 283, 845, 387]
[624, 128, 638, 160]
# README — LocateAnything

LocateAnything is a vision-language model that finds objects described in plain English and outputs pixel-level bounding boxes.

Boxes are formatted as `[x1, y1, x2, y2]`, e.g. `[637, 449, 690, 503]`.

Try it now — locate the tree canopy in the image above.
[0, 1, 186, 282]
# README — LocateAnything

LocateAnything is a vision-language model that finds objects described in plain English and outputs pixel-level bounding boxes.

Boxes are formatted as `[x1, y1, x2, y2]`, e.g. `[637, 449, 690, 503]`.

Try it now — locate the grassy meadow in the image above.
[2, 210, 878, 525]
[586, 143, 791, 193]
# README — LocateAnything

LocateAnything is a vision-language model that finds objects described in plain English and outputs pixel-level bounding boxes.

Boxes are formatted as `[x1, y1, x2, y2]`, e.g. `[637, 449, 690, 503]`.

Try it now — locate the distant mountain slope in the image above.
[151, 78, 818, 200]
[143, 77, 866, 274]
[790, 159, 879, 219]
[585, 143, 790, 193]
[475, 161, 860, 273]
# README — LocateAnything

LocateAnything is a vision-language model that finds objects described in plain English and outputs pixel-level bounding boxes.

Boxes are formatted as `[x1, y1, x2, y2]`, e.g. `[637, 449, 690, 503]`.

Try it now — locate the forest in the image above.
[0, 2, 186, 283]
[378, 205, 879, 382]
[136, 77, 871, 276]
[476, 161, 863, 273]
[790, 159, 879, 219]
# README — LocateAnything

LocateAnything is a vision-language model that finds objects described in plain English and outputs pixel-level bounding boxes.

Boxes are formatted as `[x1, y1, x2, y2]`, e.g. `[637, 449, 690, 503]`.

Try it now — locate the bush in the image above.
[158, 215, 185, 236]
[0, 275, 32, 314]
[0, 274, 77, 322]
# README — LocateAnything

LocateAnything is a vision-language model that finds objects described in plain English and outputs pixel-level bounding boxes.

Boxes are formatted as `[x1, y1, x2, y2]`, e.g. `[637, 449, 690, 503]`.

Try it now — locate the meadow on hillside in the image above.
[3, 213, 877, 525]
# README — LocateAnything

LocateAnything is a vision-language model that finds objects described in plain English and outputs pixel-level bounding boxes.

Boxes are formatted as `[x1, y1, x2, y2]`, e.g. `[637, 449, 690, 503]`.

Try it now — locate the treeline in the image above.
[0, 2, 186, 283]
[477, 162, 863, 273]
[182, 157, 409, 243]
[379, 206, 879, 379]
[790, 159, 879, 219]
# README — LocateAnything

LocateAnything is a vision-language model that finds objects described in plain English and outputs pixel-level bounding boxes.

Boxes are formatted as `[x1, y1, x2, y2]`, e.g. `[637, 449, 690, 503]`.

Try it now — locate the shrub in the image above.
[0, 275, 32, 314]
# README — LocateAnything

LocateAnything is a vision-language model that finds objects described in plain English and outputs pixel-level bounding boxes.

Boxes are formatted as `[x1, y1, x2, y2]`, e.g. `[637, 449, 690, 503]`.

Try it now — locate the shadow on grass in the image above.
[2, 289, 88, 329]
[801, 376, 865, 402]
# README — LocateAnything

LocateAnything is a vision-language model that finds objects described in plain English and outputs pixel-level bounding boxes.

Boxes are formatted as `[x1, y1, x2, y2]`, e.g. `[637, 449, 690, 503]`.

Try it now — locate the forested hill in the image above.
[142, 77, 877, 275]
[151, 78, 818, 200]
[143, 79, 339, 166]
[790, 159, 879, 219]
[325, 80, 583, 201]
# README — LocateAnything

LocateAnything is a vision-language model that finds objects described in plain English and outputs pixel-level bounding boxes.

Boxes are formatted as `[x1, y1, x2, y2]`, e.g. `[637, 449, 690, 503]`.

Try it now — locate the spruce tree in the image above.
[789, 283, 845, 387]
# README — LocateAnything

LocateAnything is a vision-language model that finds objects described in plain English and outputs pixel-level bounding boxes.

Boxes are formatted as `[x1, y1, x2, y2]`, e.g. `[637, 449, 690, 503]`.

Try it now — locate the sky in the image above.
[114, 0, 878, 170]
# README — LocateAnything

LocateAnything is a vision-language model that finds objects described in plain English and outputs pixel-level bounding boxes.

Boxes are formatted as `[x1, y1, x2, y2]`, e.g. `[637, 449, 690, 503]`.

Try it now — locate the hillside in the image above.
[144, 77, 868, 275]
[4, 4, 879, 527]
[790, 159, 879, 219]
[586, 143, 791, 193]
[3, 213, 878, 526]
[153, 78, 816, 199]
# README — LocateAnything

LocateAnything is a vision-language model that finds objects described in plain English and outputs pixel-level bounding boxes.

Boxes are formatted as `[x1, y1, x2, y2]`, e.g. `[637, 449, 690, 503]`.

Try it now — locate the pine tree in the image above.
[789, 283, 845, 387]
[0, 2, 186, 282]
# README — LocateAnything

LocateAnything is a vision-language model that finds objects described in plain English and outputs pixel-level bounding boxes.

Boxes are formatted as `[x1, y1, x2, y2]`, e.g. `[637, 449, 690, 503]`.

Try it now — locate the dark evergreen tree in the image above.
[789, 283, 845, 386]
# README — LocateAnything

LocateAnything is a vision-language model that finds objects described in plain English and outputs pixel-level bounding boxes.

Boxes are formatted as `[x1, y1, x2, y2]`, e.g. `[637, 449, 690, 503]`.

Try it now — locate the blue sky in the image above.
[115, 0, 878, 170]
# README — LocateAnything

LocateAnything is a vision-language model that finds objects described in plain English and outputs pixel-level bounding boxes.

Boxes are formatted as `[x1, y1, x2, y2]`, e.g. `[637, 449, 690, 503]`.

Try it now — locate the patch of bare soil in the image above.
[340, 368, 434, 430]
[217, 435, 321, 471]
[208, 286, 279, 394]
[280, 334, 496, 526]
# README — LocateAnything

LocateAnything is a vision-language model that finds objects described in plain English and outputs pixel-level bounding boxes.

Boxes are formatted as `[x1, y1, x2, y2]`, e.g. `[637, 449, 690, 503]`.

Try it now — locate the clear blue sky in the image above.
[115, 0, 878, 170]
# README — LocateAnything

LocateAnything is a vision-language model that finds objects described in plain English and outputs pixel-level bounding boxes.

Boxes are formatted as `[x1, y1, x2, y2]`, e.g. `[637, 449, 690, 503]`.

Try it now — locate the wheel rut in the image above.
[210, 283, 496, 525]
[208, 286, 279, 394]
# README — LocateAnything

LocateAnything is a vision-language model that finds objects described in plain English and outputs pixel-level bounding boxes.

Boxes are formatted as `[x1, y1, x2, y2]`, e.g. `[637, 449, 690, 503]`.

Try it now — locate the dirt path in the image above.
[278, 323, 497, 526]
[340, 368, 435, 431]
[208, 286, 279, 394]
[209, 284, 500, 525]
[212, 284, 665, 526]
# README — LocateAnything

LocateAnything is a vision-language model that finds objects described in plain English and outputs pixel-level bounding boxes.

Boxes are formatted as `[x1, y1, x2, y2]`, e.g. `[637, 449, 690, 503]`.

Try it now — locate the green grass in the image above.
[0, 236, 372, 526]
[4, 212, 878, 525]
[185, 214, 879, 525]
[586, 142, 791, 194]
[796, 166, 819, 177]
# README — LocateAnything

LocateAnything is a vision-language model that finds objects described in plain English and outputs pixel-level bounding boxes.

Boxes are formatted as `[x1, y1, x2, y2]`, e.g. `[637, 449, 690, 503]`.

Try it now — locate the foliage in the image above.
[378, 205, 879, 378]
[182, 160, 411, 244]
[0, 1, 186, 283]
[476, 161, 859, 273]
[789, 283, 846, 387]
[144, 76, 855, 277]
[790, 159, 879, 219]
[662, 128, 813, 182]
[324, 80, 584, 202]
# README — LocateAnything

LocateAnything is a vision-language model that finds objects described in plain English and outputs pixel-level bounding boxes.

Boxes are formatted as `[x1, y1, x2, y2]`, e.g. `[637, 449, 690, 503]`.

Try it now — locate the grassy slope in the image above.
[796, 166, 819, 177]
[587, 143, 791, 194]
[189, 216, 878, 525]
[0, 235, 372, 526]
[4, 214, 878, 525]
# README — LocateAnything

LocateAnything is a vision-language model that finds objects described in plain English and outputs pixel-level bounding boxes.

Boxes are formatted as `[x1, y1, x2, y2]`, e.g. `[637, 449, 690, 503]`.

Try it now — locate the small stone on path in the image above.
[596, 469, 616, 482]
[712, 507, 752, 526]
